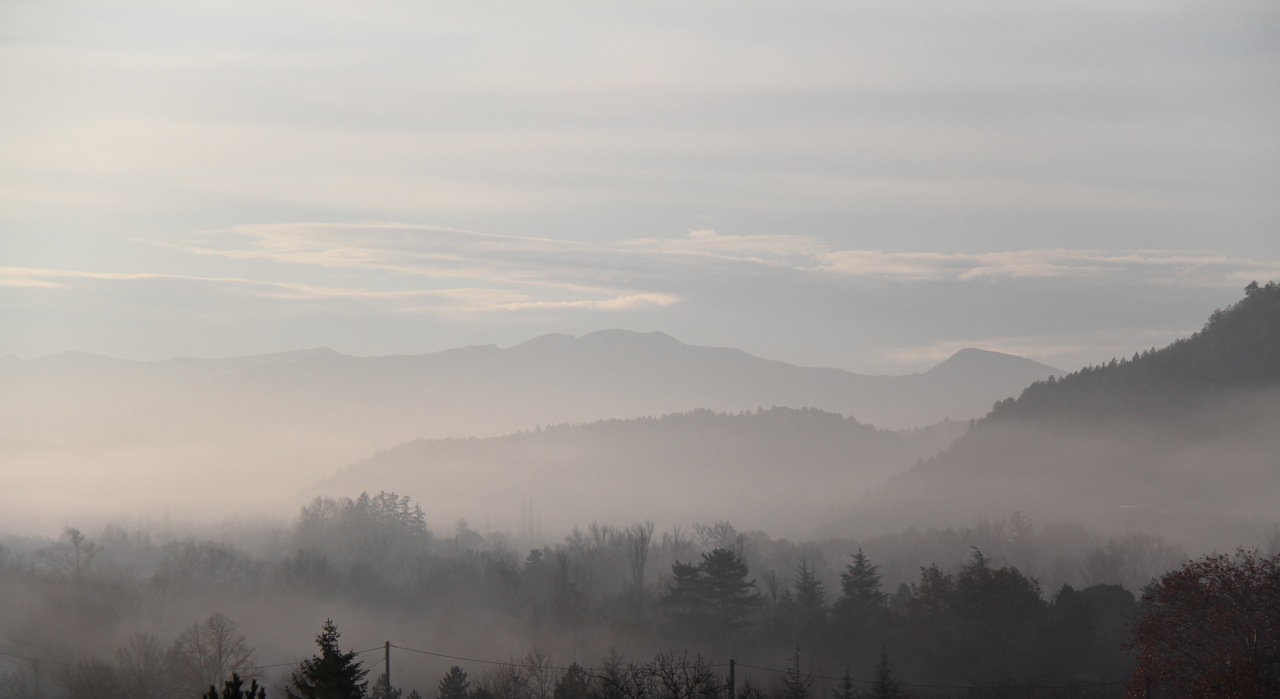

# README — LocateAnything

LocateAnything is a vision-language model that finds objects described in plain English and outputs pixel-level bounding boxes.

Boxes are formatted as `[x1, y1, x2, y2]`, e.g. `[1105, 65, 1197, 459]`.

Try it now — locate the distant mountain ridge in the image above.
[0, 329, 1059, 533]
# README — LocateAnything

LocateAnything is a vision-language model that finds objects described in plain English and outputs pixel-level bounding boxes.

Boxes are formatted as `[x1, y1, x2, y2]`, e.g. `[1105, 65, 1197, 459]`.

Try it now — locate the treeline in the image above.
[2, 492, 1242, 698]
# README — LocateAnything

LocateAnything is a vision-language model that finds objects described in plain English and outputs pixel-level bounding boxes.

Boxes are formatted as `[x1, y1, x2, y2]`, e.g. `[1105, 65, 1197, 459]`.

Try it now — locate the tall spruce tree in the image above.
[834, 549, 887, 643]
[792, 561, 828, 642]
[286, 619, 369, 699]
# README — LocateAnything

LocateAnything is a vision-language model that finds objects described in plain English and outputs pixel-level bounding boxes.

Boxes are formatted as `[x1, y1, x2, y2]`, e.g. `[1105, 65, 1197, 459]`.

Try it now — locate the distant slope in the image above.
[843, 282, 1280, 545]
[131, 331, 1057, 465]
[317, 407, 969, 537]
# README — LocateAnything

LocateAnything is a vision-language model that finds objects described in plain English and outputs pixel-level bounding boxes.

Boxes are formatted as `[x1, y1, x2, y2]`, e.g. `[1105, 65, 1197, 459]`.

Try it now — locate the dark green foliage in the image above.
[286, 619, 369, 699]
[436, 666, 470, 699]
[204, 673, 266, 699]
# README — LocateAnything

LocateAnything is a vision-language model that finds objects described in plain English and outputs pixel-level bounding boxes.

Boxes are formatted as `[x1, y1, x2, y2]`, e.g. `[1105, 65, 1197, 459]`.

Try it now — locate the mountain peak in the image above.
[924, 348, 1062, 381]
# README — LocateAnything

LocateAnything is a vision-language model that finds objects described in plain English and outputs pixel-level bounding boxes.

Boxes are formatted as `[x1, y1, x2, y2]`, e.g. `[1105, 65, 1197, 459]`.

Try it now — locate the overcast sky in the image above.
[2, 1, 1277, 373]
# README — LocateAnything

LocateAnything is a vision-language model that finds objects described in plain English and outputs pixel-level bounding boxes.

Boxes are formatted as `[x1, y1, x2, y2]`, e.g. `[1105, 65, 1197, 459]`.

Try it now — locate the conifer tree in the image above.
[868, 651, 901, 699]
[780, 648, 813, 699]
[831, 667, 857, 699]
[371, 672, 403, 699]
[286, 619, 369, 699]
[437, 666, 470, 699]
[204, 673, 266, 699]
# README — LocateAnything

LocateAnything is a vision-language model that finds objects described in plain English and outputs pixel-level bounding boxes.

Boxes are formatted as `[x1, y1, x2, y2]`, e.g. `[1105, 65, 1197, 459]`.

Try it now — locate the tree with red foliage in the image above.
[1126, 549, 1280, 698]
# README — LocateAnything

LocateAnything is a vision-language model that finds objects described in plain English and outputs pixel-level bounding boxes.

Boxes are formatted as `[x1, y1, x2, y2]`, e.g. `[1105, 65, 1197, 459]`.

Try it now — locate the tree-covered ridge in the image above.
[987, 281, 1280, 424]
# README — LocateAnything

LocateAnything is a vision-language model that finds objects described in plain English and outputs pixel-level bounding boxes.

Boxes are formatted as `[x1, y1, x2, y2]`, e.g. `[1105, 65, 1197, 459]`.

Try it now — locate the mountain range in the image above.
[0, 332, 1058, 533]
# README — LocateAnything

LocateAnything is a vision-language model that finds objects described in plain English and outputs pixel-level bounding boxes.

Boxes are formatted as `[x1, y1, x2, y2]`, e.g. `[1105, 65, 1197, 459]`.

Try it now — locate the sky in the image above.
[2, 1, 1278, 374]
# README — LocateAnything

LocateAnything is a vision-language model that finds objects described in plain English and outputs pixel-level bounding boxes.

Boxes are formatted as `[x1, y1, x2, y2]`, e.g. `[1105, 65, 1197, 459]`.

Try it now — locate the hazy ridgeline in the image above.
[4, 496, 1244, 698]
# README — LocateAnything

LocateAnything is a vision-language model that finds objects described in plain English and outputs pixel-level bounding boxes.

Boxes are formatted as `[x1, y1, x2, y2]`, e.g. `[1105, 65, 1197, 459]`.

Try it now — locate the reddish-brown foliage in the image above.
[1126, 550, 1280, 698]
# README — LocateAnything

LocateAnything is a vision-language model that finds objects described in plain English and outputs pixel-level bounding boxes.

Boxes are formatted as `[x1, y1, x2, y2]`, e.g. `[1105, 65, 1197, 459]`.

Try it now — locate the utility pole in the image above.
[728, 659, 735, 699]
[385, 641, 392, 696]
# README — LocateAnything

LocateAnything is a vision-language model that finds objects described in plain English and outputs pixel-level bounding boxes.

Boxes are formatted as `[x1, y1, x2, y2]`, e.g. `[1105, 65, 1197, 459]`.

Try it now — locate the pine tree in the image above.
[868, 651, 901, 699]
[831, 667, 857, 699]
[780, 648, 813, 699]
[286, 619, 369, 699]
[839, 550, 887, 609]
[698, 548, 761, 637]
[833, 549, 887, 645]
[792, 561, 827, 642]
[436, 666, 470, 699]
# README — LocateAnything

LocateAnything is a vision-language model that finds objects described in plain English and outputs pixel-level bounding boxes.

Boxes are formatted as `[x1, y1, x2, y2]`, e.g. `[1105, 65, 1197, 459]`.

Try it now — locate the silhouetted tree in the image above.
[286, 619, 368, 699]
[831, 667, 857, 699]
[170, 612, 256, 697]
[437, 666, 470, 699]
[868, 651, 901, 699]
[780, 648, 813, 699]
[554, 663, 594, 699]
[792, 562, 827, 643]
[204, 673, 266, 699]
[834, 549, 888, 653]
[371, 672, 403, 699]
[1126, 550, 1280, 698]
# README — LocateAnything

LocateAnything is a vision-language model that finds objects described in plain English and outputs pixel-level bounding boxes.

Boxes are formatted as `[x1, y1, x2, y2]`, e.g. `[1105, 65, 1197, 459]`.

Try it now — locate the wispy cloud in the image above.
[15, 223, 1274, 321]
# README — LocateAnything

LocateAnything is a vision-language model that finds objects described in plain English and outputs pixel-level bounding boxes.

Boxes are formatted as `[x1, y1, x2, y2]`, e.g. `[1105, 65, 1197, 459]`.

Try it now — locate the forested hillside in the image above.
[848, 283, 1280, 545]
[987, 280, 1280, 424]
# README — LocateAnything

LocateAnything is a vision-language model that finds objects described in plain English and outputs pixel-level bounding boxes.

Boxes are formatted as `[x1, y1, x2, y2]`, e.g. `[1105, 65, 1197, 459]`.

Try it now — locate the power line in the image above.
[1, 641, 1129, 692]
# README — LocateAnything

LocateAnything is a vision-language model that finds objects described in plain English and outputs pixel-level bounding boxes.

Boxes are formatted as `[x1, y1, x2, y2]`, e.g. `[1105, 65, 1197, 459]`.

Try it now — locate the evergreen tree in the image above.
[780, 648, 813, 699]
[868, 651, 901, 699]
[436, 666, 470, 699]
[838, 550, 887, 610]
[204, 673, 266, 699]
[662, 548, 761, 639]
[831, 667, 857, 699]
[833, 549, 887, 647]
[371, 672, 403, 699]
[553, 663, 593, 699]
[286, 619, 369, 699]
[698, 548, 762, 637]
[792, 562, 827, 642]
